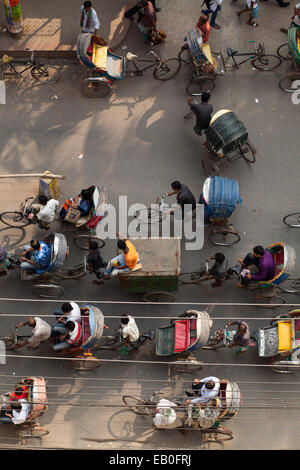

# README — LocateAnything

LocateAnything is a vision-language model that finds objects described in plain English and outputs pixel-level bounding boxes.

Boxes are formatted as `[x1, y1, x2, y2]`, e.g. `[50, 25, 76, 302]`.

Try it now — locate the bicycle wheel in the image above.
[278, 279, 300, 294]
[283, 213, 300, 228]
[186, 77, 215, 96]
[143, 291, 176, 303]
[153, 58, 181, 81]
[0, 335, 17, 349]
[239, 140, 256, 163]
[73, 235, 105, 250]
[92, 336, 122, 350]
[279, 75, 300, 93]
[202, 428, 233, 441]
[70, 356, 101, 371]
[31, 283, 64, 298]
[209, 228, 241, 246]
[179, 271, 206, 284]
[29, 426, 50, 437]
[202, 337, 224, 349]
[55, 265, 86, 279]
[122, 396, 150, 415]
[0, 211, 29, 228]
[133, 208, 165, 224]
[178, 45, 192, 64]
[271, 363, 295, 374]
[252, 54, 282, 71]
[276, 43, 290, 60]
[81, 76, 112, 98]
[201, 158, 220, 177]
[31, 64, 62, 84]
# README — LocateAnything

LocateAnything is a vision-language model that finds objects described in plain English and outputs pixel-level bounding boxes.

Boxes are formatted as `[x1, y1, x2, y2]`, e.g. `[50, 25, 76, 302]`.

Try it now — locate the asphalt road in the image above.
[0, 0, 300, 450]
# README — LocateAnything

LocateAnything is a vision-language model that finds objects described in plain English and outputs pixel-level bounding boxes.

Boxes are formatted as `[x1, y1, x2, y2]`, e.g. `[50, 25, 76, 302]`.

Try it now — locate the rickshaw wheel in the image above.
[122, 396, 150, 415]
[209, 228, 241, 247]
[179, 270, 207, 284]
[73, 235, 105, 250]
[143, 291, 176, 303]
[271, 363, 295, 374]
[55, 265, 86, 279]
[202, 336, 224, 349]
[81, 76, 112, 98]
[276, 43, 290, 60]
[178, 45, 192, 63]
[278, 279, 300, 294]
[29, 426, 50, 437]
[31, 283, 64, 298]
[283, 213, 300, 228]
[239, 140, 256, 163]
[70, 355, 101, 371]
[202, 428, 233, 441]
[186, 77, 215, 96]
[153, 58, 181, 81]
[201, 158, 220, 177]
[252, 54, 282, 71]
[279, 75, 300, 93]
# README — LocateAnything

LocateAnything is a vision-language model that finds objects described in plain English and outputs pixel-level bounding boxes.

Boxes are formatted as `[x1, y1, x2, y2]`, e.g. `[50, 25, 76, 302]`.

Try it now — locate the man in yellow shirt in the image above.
[104, 234, 139, 279]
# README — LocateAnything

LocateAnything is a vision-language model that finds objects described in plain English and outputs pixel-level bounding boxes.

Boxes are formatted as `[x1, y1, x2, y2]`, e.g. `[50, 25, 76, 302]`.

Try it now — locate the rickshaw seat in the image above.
[278, 321, 293, 351]
[273, 250, 284, 275]
[130, 261, 142, 272]
[295, 320, 300, 332]
[174, 320, 189, 352]
[189, 319, 197, 330]
[82, 316, 91, 344]
[202, 44, 213, 65]
[92, 44, 108, 70]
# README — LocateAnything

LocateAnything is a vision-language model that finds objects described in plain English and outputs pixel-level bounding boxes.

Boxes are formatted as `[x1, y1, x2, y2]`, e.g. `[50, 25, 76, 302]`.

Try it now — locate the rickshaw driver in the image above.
[167, 181, 196, 218]
[237, 245, 275, 287]
[19, 239, 51, 274]
[120, 315, 141, 350]
[185, 376, 228, 404]
[15, 316, 52, 350]
[0, 399, 30, 425]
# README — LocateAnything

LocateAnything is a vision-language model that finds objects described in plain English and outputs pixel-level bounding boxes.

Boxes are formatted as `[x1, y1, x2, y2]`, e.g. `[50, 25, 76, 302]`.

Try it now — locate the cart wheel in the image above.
[283, 213, 300, 228]
[201, 158, 220, 177]
[252, 54, 282, 71]
[133, 208, 166, 224]
[276, 43, 290, 60]
[73, 235, 105, 250]
[240, 140, 256, 163]
[31, 283, 64, 298]
[70, 355, 101, 371]
[81, 76, 112, 98]
[143, 291, 176, 303]
[178, 45, 192, 63]
[170, 359, 203, 373]
[278, 279, 300, 294]
[55, 265, 86, 279]
[186, 77, 215, 96]
[153, 58, 181, 81]
[122, 396, 150, 415]
[202, 427, 233, 441]
[0, 211, 29, 228]
[209, 228, 241, 247]
[271, 363, 295, 374]
[279, 75, 300, 93]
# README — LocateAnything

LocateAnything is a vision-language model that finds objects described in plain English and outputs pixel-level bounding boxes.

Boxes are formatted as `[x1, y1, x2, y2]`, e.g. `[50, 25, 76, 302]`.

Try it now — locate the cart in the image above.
[278, 27, 300, 93]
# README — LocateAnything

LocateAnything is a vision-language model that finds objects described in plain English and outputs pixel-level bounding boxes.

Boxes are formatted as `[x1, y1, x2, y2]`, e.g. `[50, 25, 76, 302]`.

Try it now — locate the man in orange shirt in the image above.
[104, 234, 139, 279]
[196, 15, 211, 43]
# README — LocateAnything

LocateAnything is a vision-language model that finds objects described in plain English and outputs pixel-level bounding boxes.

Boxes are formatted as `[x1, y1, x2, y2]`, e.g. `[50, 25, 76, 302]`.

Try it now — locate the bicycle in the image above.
[0, 50, 62, 84]
[125, 50, 181, 80]
[283, 212, 300, 228]
[225, 41, 282, 71]
[202, 324, 257, 350]
[0, 327, 32, 350]
[92, 327, 154, 350]
[122, 391, 164, 416]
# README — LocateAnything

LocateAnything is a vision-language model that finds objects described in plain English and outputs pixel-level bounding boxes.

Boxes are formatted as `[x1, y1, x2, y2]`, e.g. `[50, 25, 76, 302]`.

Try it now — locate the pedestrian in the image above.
[207, 253, 228, 288]
[80, 1, 100, 34]
[16, 316, 52, 350]
[281, 3, 300, 33]
[138, 0, 157, 42]
[87, 240, 107, 285]
[167, 181, 196, 218]
[187, 92, 213, 137]
[104, 233, 139, 279]
[226, 321, 251, 355]
[201, 0, 223, 30]
[196, 14, 211, 43]
[29, 195, 59, 229]
[236, 0, 259, 28]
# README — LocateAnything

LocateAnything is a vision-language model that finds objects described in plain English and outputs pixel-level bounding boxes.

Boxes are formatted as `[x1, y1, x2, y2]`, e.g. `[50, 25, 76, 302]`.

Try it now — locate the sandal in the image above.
[250, 22, 258, 27]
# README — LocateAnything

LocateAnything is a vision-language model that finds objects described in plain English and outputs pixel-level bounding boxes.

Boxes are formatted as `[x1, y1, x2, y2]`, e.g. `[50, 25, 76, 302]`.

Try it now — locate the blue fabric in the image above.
[206, 177, 241, 219]
[202, 6, 221, 26]
[79, 199, 92, 216]
[34, 242, 51, 274]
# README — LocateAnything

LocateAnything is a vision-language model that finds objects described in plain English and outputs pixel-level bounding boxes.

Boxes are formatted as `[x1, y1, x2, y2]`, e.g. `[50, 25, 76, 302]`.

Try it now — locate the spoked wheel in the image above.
[133, 208, 165, 224]
[31, 64, 62, 83]
[70, 355, 101, 371]
[81, 76, 112, 98]
[186, 77, 215, 96]
[276, 43, 290, 61]
[209, 228, 241, 246]
[202, 158, 221, 177]
[153, 58, 181, 80]
[1, 336, 18, 350]
[202, 428, 233, 441]
[31, 283, 64, 298]
[271, 363, 296, 374]
[55, 265, 86, 279]
[279, 75, 300, 93]
[202, 336, 224, 350]
[178, 45, 192, 63]
[283, 213, 300, 228]
[239, 140, 256, 163]
[278, 279, 300, 294]
[252, 54, 282, 71]
[0, 211, 29, 228]
[92, 337, 121, 350]
[73, 235, 105, 250]
[28, 426, 50, 437]
[179, 271, 206, 284]
[122, 396, 150, 415]
[170, 359, 203, 373]
[143, 291, 176, 303]
[254, 295, 286, 307]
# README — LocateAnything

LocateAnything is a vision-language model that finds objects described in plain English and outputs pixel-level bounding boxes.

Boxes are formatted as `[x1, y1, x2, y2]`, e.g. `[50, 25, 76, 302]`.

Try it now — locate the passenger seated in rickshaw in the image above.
[51, 320, 83, 352]
[237, 245, 275, 287]
[59, 187, 95, 221]
[19, 239, 51, 274]
[0, 399, 30, 425]
[104, 234, 139, 279]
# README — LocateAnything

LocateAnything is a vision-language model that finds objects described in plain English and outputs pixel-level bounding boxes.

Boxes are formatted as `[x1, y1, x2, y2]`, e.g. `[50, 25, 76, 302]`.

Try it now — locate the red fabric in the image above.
[295, 320, 300, 331]
[273, 249, 284, 275]
[9, 385, 28, 401]
[196, 21, 210, 43]
[86, 214, 103, 229]
[174, 320, 189, 352]
[189, 319, 197, 330]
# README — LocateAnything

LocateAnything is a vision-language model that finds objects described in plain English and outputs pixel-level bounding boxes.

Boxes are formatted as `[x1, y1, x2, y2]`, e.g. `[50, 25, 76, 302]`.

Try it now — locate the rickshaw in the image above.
[277, 27, 300, 93]
[258, 309, 300, 373]
[202, 109, 257, 176]
[0, 376, 49, 438]
[200, 176, 242, 246]
[178, 29, 227, 96]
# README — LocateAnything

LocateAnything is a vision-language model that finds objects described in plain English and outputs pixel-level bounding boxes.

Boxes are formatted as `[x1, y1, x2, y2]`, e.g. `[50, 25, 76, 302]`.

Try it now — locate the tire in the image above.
[55, 265, 86, 279]
[202, 428, 233, 441]
[0, 211, 29, 228]
[278, 279, 300, 294]
[70, 356, 101, 371]
[276, 43, 290, 60]
[186, 77, 215, 96]
[179, 271, 206, 284]
[73, 235, 105, 251]
[202, 158, 220, 177]
[93, 336, 122, 350]
[153, 58, 181, 81]
[31, 64, 62, 84]
[31, 283, 64, 299]
[279, 75, 300, 93]
[240, 140, 256, 163]
[254, 295, 286, 307]
[29, 426, 50, 437]
[271, 363, 295, 374]
[122, 396, 150, 415]
[170, 359, 203, 373]
[252, 54, 282, 71]
[1, 336, 18, 350]
[283, 213, 300, 228]
[143, 291, 176, 303]
[209, 228, 241, 247]
[178, 45, 192, 64]
[81, 77, 112, 98]
[133, 208, 165, 224]
[202, 336, 224, 350]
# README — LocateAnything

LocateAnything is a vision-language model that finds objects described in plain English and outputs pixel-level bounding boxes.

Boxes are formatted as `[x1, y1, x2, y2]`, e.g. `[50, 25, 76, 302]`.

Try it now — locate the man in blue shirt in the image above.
[20, 240, 51, 274]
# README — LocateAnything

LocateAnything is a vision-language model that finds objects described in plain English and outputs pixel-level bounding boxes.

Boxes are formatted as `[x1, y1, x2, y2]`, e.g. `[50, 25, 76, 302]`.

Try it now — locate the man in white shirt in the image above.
[1, 399, 30, 425]
[16, 316, 52, 349]
[185, 376, 228, 404]
[121, 315, 140, 349]
[80, 1, 100, 34]
[236, 0, 258, 27]
[202, 0, 223, 29]
[51, 302, 82, 337]
[30, 195, 59, 229]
